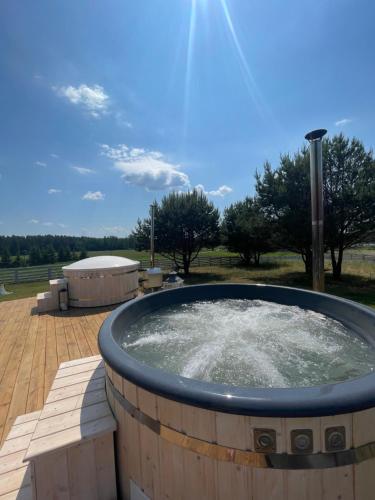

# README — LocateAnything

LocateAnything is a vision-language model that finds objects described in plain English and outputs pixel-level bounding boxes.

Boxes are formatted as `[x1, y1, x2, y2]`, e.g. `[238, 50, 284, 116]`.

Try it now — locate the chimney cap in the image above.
[305, 129, 327, 141]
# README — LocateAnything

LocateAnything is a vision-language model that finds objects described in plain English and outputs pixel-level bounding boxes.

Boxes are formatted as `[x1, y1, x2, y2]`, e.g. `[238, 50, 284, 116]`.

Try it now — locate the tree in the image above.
[132, 190, 220, 274]
[256, 150, 313, 273]
[29, 247, 42, 266]
[0, 248, 11, 268]
[222, 197, 273, 265]
[323, 134, 375, 279]
[256, 134, 375, 279]
[41, 245, 56, 264]
[79, 249, 88, 260]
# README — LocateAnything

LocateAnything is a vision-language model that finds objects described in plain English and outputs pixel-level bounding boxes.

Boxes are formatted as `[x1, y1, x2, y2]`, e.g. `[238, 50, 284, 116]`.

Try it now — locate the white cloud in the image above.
[195, 184, 233, 197]
[101, 144, 190, 191]
[50, 153, 59, 159]
[71, 166, 95, 175]
[335, 118, 352, 126]
[82, 191, 105, 201]
[48, 188, 62, 194]
[58, 223, 68, 228]
[29, 219, 39, 224]
[35, 161, 47, 167]
[42, 222, 53, 226]
[54, 84, 109, 117]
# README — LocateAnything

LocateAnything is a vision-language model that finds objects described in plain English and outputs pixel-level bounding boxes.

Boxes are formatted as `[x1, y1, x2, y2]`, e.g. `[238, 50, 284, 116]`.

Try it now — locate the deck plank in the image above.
[0, 298, 113, 445]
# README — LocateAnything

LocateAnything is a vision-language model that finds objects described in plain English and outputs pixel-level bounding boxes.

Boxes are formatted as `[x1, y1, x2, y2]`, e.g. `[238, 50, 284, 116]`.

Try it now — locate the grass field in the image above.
[1, 259, 374, 308]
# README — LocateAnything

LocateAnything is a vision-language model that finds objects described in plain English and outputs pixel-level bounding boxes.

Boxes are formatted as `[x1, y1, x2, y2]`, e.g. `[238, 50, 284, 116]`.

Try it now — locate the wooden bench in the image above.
[0, 410, 40, 499]
[0, 355, 117, 500]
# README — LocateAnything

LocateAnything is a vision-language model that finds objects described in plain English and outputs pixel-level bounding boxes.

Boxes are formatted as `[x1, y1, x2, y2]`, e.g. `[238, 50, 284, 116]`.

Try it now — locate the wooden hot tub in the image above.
[99, 284, 375, 500]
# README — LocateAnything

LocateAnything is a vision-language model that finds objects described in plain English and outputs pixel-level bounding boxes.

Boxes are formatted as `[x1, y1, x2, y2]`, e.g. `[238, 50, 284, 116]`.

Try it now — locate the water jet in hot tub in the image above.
[99, 284, 375, 499]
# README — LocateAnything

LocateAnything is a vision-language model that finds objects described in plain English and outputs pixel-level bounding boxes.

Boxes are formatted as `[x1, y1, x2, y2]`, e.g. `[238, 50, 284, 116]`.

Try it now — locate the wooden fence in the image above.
[0, 253, 374, 284]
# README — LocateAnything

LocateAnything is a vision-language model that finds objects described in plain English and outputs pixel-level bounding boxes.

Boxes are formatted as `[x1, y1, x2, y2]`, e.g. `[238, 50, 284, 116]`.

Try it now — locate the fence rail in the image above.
[0, 253, 374, 285]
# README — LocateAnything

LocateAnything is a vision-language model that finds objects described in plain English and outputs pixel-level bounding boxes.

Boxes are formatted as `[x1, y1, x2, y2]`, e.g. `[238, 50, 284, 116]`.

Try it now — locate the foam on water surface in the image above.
[121, 299, 375, 388]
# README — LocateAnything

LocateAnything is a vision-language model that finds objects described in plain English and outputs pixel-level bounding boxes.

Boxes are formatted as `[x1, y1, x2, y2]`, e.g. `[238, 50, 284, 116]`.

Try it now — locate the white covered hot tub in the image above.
[62, 255, 140, 308]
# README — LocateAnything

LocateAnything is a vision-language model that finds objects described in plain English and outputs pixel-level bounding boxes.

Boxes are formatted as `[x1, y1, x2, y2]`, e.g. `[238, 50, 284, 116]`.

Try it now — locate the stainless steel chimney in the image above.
[150, 203, 156, 268]
[305, 128, 327, 292]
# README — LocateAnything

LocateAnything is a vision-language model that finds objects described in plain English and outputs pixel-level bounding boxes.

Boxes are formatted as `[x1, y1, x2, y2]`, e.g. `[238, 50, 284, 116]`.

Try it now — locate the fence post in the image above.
[14, 269, 19, 283]
[48, 267, 52, 281]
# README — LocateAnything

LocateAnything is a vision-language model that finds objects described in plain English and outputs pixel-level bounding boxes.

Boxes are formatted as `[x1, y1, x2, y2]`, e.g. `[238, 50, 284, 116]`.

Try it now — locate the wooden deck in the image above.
[0, 297, 115, 446]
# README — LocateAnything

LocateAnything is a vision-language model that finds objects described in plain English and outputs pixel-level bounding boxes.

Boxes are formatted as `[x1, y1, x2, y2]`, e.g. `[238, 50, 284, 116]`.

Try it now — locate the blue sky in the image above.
[1, 0, 374, 237]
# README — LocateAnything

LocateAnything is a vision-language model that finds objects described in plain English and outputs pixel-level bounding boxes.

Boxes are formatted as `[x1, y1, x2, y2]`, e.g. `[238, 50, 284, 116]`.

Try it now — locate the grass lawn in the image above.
[1, 259, 374, 308]
[87, 248, 240, 260]
[0, 281, 50, 302]
[183, 260, 375, 309]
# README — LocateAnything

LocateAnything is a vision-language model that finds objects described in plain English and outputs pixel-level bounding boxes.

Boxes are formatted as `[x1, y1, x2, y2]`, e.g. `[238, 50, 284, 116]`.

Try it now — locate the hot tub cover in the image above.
[63, 255, 139, 272]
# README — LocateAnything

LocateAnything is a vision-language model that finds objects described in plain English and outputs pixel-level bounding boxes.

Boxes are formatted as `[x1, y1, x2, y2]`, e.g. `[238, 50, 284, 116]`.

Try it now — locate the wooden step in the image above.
[24, 356, 117, 499]
[0, 411, 41, 500]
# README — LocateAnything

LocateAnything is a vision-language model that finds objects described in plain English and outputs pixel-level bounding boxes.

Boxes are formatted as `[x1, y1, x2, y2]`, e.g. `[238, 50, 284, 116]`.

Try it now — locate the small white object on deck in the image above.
[0, 284, 12, 296]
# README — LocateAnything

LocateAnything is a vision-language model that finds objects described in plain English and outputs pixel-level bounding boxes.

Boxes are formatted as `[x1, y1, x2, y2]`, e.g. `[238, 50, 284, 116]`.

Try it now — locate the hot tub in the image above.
[63, 255, 139, 307]
[99, 284, 375, 500]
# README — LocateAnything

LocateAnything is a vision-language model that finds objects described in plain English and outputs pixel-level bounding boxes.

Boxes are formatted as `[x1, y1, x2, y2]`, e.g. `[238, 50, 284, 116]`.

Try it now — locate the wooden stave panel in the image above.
[107, 368, 374, 500]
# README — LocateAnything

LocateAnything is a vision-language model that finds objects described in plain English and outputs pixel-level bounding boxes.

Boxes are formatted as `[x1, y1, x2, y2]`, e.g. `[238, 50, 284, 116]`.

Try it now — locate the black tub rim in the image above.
[98, 283, 375, 417]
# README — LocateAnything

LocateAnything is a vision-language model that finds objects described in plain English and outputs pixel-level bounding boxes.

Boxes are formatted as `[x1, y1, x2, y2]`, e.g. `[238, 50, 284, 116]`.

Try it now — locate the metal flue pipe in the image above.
[305, 128, 327, 292]
[150, 203, 156, 268]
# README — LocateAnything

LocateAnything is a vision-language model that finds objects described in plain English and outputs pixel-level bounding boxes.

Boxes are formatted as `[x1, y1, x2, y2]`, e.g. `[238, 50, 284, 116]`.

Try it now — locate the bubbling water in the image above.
[121, 299, 375, 388]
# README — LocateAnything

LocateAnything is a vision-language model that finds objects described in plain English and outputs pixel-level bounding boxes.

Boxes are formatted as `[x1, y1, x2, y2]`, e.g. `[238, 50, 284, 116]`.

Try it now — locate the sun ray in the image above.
[182, 0, 198, 140]
[219, 0, 276, 125]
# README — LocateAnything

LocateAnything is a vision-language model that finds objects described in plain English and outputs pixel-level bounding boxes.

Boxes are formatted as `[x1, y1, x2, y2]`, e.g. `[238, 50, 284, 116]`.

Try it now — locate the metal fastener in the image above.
[291, 429, 313, 454]
[325, 427, 346, 452]
[254, 429, 276, 453]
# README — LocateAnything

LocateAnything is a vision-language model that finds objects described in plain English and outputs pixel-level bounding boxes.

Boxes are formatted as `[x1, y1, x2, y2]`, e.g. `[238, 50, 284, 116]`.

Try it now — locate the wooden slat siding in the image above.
[215, 412, 251, 500]
[33, 449, 70, 500]
[0, 298, 113, 445]
[353, 407, 375, 500]
[121, 378, 142, 492]
[94, 434, 117, 500]
[283, 416, 322, 499]
[251, 416, 286, 500]
[0, 411, 40, 499]
[219, 426, 248, 499]
[137, 388, 161, 499]
[157, 396, 185, 500]
[321, 413, 354, 500]
[67, 440, 99, 500]
[26, 386, 116, 500]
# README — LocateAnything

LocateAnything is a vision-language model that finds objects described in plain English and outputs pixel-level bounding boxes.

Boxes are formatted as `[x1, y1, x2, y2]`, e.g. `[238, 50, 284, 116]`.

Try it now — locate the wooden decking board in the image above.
[45, 377, 105, 404]
[55, 359, 103, 379]
[0, 298, 113, 446]
[26, 414, 116, 460]
[40, 389, 107, 421]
